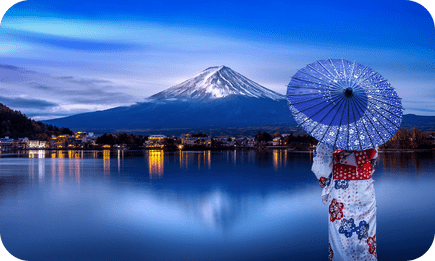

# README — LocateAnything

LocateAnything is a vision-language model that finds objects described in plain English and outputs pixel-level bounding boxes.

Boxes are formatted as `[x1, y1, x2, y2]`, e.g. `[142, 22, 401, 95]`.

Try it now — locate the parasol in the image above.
[287, 59, 403, 150]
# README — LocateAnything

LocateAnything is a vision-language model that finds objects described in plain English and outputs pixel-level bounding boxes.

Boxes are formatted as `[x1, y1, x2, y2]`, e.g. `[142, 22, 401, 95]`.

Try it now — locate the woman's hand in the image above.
[319, 177, 327, 188]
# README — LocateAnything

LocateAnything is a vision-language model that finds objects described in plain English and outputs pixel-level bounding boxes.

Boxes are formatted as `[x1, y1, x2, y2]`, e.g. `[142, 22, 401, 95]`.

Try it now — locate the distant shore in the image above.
[7, 147, 435, 152]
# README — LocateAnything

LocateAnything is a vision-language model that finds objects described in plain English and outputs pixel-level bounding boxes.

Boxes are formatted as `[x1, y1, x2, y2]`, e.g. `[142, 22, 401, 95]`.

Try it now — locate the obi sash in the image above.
[333, 149, 376, 180]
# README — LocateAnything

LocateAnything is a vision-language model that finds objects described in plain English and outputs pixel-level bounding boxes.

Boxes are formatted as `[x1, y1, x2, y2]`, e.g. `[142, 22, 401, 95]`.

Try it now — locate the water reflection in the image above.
[272, 149, 288, 170]
[28, 150, 45, 159]
[379, 151, 435, 176]
[117, 149, 124, 173]
[103, 149, 110, 175]
[200, 190, 236, 229]
[148, 150, 164, 179]
[178, 151, 212, 171]
[1, 150, 434, 261]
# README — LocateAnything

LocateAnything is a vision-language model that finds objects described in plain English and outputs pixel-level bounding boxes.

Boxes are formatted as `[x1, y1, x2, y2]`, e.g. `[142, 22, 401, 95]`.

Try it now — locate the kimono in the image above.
[312, 143, 378, 261]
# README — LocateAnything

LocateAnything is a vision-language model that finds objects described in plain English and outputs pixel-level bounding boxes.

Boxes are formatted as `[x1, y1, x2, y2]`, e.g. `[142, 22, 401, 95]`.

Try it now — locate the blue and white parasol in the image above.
[287, 59, 403, 150]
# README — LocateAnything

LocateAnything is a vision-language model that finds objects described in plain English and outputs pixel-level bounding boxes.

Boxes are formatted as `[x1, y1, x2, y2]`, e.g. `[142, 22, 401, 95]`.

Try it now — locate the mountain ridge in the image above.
[43, 66, 435, 135]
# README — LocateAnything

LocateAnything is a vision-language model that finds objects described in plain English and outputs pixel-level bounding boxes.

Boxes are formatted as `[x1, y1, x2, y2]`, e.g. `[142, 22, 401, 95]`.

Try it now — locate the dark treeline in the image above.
[96, 133, 148, 149]
[0, 103, 73, 141]
[381, 127, 434, 150]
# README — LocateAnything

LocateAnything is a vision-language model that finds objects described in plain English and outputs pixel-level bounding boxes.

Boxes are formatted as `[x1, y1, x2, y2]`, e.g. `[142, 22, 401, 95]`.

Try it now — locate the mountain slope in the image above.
[44, 96, 298, 134]
[150, 66, 285, 101]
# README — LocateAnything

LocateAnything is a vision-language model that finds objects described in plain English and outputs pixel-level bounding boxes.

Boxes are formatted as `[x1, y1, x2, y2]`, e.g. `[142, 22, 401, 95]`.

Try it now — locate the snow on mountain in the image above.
[149, 66, 285, 101]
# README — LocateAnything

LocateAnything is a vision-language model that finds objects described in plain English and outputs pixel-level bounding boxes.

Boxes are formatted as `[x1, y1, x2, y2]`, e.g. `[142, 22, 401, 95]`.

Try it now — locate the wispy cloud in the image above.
[0, 96, 58, 109]
[3, 28, 143, 52]
[0, 64, 143, 120]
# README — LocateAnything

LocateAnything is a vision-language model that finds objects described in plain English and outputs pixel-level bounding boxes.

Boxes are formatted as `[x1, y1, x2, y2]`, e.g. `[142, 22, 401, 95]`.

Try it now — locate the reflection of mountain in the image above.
[199, 190, 240, 229]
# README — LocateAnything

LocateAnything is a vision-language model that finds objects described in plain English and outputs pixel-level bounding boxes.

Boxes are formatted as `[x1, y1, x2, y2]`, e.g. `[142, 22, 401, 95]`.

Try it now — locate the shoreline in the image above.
[3, 147, 434, 153]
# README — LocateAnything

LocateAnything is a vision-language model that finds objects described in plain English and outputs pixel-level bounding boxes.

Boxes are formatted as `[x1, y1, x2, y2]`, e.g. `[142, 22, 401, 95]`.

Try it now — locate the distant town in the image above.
[1, 127, 434, 151]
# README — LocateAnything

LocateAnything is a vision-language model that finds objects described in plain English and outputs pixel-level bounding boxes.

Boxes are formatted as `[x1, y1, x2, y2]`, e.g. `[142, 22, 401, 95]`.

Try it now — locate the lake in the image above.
[0, 149, 434, 260]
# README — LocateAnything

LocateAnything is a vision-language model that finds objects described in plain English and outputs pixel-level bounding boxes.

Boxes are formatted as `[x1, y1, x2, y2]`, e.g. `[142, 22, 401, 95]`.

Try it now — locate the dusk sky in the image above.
[0, 0, 434, 120]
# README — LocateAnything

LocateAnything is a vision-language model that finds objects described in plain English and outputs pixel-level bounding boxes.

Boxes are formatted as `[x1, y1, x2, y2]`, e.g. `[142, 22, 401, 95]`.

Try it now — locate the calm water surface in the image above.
[0, 149, 434, 260]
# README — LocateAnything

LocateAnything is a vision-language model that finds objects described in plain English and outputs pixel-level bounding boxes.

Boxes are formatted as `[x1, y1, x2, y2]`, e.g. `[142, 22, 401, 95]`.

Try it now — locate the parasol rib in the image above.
[287, 95, 330, 106]
[356, 71, 378, 87]
[346, 96, 356, 149]
[366, 101, 402, 129]
[317, 60, 337, 81]
[291, 92, 342, 117]
[353, 97, 387, 146]
[359, 79, 388, 89]
[350, 102, 364, 151]
[355, 98, 391, 144]
[351, 97, 376, 148]
[291, 76, 333, 88]
[298, 69, 341, 90]
[286, 93, 323, 96]
[329, 58, 342, 78]
[307, 64, 343, 89]
[287, 85, 321, 90]
[368, 93, 401, 99]
[318, 98, 346, 146]
[333, 97, 350, 149]
[294, 94, 343, 128]
[351, 66, 369, 89]
[369, 96, 403, 110]
[309, 96, 346, 137]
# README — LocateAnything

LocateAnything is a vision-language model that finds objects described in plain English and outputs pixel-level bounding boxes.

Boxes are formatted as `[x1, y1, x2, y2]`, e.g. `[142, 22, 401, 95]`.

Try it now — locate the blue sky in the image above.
[0, 0, 434, 120]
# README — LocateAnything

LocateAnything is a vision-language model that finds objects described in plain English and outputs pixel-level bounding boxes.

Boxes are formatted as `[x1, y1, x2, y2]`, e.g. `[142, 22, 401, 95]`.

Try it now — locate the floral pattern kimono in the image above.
[312, 143, 378, 261]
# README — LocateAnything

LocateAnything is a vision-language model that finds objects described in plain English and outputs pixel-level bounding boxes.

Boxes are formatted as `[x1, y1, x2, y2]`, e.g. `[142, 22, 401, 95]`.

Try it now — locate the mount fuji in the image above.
[44, 66, 299, 135]
[150, 66, 284, 101]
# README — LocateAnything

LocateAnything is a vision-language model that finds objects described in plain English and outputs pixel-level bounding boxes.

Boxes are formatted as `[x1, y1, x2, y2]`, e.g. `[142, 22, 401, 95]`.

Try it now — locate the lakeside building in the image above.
[28, 140, 47, 149]
[50, 135, 71, 148]
[145, 135, 167, 148]
[272, 137, 282, 146]
[181, 136, 212, 147]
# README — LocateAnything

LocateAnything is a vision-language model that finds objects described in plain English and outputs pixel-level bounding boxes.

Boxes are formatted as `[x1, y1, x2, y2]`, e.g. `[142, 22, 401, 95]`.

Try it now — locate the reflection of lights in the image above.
[58, 154, 65, 181]
[273, 149, 279, 170]
[284, 150, 288, 167]
[208, 151, 211, 169]
[118, 150, 121, 173]
[29, 150, 45, 158]
[179, 151, 191, 170]
[233, 150, 237, 164]
[75, 157, 81, 184]
[39, 154, 45, 181]
[149, 150, 164, 179]
[103, 150, 110, 175]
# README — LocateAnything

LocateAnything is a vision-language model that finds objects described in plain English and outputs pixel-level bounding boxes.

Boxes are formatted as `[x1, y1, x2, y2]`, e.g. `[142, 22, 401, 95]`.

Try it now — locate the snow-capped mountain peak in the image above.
[149, 66, 285, 100]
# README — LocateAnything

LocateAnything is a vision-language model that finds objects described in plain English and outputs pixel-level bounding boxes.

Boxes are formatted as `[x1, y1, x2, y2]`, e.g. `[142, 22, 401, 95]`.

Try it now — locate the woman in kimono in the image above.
[312, 142, 378, 261]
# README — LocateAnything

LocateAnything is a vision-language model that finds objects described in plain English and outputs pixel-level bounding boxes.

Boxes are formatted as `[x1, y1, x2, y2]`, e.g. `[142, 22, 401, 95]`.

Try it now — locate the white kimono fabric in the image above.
[312, 143, 378, 261]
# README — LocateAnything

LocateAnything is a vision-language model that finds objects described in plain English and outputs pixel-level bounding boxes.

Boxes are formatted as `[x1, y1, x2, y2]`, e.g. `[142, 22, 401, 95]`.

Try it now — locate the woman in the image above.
[312, 142, 378, 261]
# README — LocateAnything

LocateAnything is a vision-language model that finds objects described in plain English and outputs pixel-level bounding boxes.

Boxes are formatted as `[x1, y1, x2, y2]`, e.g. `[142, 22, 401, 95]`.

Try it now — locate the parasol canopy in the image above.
[287, 59, 403, 150]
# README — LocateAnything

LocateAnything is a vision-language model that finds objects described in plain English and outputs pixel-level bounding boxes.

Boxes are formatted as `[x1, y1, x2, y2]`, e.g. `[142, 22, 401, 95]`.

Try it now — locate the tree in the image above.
[96, 133, 115, 145]
[272, 132, 282, 138]
[255, 131, 272, 142]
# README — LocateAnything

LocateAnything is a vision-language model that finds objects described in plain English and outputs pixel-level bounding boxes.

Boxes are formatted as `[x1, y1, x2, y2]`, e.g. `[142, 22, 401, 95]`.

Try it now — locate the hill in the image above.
[0, 103, 73, 141]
